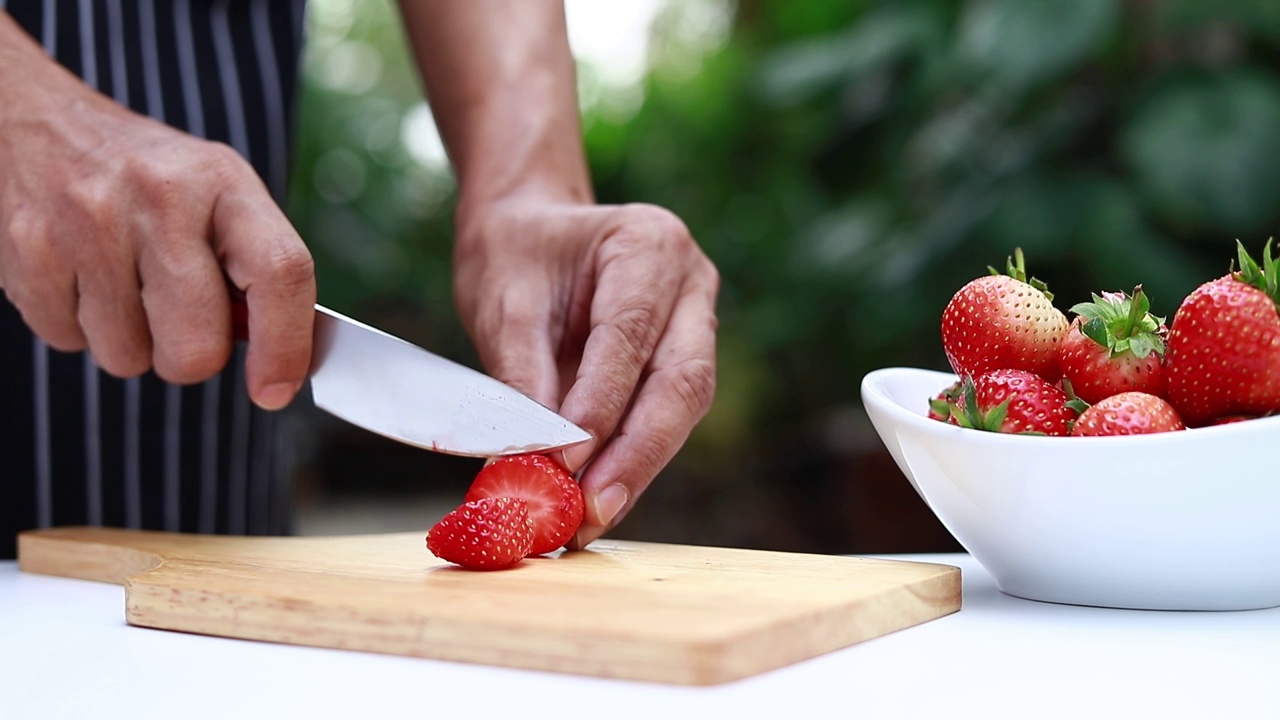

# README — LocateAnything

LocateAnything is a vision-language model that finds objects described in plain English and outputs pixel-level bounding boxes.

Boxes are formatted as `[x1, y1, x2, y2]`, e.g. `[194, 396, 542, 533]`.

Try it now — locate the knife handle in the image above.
[229, 287, 250, 343]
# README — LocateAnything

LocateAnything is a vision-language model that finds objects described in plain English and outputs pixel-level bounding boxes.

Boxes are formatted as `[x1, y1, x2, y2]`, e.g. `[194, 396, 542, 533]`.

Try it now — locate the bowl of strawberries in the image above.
[861, 241, 1280, 611]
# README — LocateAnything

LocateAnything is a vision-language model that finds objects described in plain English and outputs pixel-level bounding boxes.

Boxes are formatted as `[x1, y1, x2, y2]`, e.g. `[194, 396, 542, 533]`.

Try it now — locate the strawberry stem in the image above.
[987, 247, 1054, 301]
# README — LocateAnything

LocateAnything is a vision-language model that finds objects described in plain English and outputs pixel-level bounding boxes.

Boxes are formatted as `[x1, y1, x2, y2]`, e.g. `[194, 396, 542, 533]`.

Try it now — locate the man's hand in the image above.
[453, 198, 719, 548]
[0, 12, 314, 409]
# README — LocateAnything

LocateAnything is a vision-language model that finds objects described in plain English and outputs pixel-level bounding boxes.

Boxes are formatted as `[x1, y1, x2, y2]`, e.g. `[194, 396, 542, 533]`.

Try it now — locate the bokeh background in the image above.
[286, 0, 1280, 554]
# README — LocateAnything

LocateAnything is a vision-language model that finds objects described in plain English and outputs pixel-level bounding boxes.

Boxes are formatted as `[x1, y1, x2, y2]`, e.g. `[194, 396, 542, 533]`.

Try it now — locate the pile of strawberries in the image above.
[426, 454, 585, 570]
[931, 241, 1280, 436]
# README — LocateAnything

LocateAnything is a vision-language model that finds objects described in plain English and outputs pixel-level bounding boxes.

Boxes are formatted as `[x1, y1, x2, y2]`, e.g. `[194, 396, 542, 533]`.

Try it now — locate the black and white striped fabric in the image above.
[0, 0, 308, 559]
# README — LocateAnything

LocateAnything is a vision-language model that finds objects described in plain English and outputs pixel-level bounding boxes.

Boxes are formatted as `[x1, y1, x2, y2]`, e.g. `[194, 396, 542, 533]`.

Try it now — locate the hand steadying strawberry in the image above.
[426, 497, 535, 570]
[464, 454, 585, 556]
[949, 368, 1076, 436]
[1070, 392, 1185, 436]
[1059, 286, 1168, 404]
[1164, 240, 1280, 425]
[941, 248, 1068, 382]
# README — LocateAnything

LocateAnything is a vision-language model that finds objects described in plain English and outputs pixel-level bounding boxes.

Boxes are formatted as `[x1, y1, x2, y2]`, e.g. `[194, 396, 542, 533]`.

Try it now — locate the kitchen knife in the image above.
[232, 299, 591, 458]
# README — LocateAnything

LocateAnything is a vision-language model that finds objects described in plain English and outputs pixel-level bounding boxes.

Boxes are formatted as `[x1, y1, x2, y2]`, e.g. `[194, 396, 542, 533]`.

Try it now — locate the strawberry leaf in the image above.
[1068, 285, 1165, 358]
[1235, 238, 1279, 306]
[989, 247, 1054, 301]
[1081, 317, 1110, 347]
[949, 376, 1011, 432]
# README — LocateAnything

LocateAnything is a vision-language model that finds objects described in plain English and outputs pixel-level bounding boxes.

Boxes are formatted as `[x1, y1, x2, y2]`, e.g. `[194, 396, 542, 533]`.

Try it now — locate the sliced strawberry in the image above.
[427, 497, 534, 570]
[1070, 392, 1185, 436]
[465, 454, 585, 556]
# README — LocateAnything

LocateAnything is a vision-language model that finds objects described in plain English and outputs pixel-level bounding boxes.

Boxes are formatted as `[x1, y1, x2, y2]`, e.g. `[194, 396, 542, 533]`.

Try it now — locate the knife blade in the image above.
[232, 299, 591, 458]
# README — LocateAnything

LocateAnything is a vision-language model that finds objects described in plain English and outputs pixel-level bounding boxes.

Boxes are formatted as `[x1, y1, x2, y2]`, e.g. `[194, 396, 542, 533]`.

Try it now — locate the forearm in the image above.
[395, 0, 594, 223]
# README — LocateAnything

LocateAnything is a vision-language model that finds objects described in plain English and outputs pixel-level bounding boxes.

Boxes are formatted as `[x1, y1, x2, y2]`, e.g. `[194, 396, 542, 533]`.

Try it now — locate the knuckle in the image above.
[203, 141, 251, 176]
[623, 203, 691, 243]
[661, 357, 718, 420]
[267, 241, 316, 291]
[603, 305, 661, 367]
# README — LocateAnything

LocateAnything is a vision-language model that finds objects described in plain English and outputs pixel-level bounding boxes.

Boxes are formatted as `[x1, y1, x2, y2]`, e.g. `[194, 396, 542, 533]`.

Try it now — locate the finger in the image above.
[213, 178, 315, 411]
[464, 274, 563, 410]
[567, 265, 719, 548]
[75, 253, 154, 378]
[557, 216, 687, 472]
[1, 270, 86, 353]
[0, 217, 87, 351]
[138, 233, 232, 385]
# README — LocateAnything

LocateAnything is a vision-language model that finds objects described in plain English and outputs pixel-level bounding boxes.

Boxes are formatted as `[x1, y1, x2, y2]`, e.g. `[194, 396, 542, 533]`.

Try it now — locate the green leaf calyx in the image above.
[1067, 285, 1166, 359]
[988, 247, 1054, 301]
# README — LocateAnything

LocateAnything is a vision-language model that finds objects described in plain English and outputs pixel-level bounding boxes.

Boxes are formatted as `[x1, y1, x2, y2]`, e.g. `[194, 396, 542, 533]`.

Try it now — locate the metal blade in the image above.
[307, 306, 591, 458]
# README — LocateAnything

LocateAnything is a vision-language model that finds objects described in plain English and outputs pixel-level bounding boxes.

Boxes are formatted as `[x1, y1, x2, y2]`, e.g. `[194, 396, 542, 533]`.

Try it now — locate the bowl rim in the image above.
[860, 365, 1280, 445]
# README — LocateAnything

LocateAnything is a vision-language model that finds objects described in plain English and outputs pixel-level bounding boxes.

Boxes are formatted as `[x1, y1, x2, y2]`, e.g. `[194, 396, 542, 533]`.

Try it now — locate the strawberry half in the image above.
[1165, 240, 1280, 425]
[949, 368, 1076, 436]
[1070, 392, 1185, 436]
[427, 497, 535, 570]
[1059, 286, 1168, 404]
[465, 454, 585, 556]
[940, 248, 1068, 382]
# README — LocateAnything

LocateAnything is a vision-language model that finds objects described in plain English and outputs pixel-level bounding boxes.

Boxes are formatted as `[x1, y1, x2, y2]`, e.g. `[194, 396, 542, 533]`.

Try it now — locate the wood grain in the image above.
[18, 527, 961, 685]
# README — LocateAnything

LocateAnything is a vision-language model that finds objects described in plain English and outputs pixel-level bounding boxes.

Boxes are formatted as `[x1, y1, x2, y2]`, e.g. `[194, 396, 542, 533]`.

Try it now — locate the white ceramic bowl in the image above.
[861, 366, 1280, 611]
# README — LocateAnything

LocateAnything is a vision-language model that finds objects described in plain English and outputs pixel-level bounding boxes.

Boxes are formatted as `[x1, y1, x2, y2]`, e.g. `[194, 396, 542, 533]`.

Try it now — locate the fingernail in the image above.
[593, 484, 629, 527]
[562, 437, 597, 473]
[257, 381, 299, 411]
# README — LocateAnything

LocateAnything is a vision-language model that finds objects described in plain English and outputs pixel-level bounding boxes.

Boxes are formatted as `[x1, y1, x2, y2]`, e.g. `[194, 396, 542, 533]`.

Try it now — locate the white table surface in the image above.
[2, 552, 1277, 720]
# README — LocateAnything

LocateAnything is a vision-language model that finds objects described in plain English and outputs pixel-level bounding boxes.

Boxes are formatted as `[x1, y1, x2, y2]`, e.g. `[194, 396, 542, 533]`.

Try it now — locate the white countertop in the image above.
[2, 553, 1277, 720]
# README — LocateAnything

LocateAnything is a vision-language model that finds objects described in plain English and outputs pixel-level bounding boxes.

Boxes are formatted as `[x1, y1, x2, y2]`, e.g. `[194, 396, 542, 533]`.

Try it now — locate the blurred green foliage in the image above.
[288, 0, 1280, 550]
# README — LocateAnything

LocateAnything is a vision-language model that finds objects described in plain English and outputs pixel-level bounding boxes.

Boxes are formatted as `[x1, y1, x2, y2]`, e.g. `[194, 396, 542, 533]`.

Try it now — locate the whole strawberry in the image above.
[1165, 240, 1280, 426]
[1070, 392, 1185, 436]
[1059, 286, 1168, 404]
[927, 380, 962, 422]
[427, 497, 535, 570]
[949, 368, 1076, 436]
[941, 248, 1068, 382]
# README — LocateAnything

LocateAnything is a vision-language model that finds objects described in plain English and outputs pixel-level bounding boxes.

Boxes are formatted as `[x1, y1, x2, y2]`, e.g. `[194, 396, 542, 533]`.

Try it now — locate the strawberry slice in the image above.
[464, 454, 585, 556]
[427, 497, 534, 570]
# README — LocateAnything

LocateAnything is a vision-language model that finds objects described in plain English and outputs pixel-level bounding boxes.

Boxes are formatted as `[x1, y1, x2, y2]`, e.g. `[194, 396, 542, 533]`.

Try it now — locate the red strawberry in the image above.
[1206, 415, 1258, 426]
[465, 454, 585, 556]
[941, 248, 1068, 382]
[950, 368, 1076, 436]
[427, 497, 534, 570]
[1070, 392, 1185, 436]
[1059, 286, 1168, 404]
[1165, 240, 1280, 426]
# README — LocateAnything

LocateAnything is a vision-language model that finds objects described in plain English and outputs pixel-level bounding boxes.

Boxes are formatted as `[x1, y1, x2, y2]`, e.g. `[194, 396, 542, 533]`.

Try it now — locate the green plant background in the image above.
[287, 0, 1280, 553]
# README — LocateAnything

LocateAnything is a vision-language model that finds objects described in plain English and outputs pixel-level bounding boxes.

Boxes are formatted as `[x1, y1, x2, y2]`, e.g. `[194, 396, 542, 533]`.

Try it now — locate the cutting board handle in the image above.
[18, 527, 214, 584]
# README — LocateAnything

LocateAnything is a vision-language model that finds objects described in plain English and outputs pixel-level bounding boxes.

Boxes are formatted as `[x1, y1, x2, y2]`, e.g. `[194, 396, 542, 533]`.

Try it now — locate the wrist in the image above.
[454, 178, 594, 239]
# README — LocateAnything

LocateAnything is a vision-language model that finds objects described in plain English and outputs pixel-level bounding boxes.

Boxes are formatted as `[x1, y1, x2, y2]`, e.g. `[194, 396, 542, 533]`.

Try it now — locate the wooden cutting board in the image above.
[18, 527, 960, 685]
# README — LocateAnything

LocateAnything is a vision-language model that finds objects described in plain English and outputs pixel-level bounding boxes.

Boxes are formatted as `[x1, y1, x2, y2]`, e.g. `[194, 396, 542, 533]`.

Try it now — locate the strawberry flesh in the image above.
[465, 454, 585, 556]
[427, 497, 535, 570]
